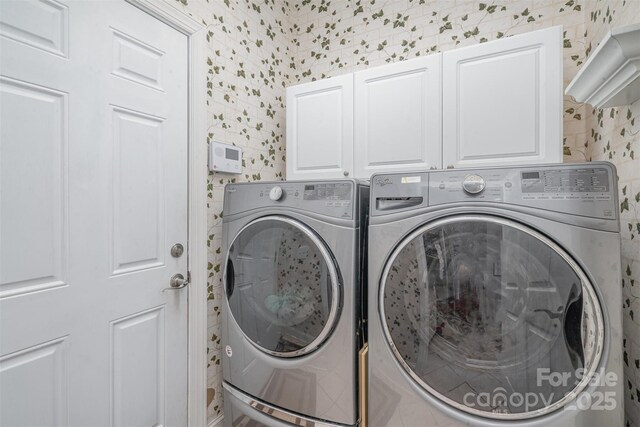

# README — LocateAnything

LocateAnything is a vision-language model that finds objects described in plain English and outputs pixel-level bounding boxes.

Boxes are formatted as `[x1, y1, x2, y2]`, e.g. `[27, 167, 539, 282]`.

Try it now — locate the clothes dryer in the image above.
[222, 180, 369, 426]
[368, 163, 623, 426]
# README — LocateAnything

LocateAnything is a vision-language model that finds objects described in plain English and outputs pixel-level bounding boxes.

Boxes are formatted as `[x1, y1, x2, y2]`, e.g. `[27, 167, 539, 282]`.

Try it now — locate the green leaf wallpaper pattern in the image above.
[166, 0, 639, 425]
[584, 4, 640, 425]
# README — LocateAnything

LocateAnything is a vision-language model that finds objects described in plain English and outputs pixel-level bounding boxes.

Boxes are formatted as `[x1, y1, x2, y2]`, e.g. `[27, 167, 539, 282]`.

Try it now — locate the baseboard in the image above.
[208, 414, 224, 427]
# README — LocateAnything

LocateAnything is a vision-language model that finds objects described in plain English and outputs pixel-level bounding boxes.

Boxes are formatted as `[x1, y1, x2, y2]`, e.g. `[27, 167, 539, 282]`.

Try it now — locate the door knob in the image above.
[163, 273, 189, 291]
[343, 170, 349, 176]
[171, 243, 184, 257]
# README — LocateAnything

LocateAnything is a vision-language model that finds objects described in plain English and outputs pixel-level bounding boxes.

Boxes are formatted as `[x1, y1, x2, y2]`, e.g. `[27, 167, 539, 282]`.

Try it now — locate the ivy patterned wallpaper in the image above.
[164, 0, 639, 425]
[582, 2, 640, 426]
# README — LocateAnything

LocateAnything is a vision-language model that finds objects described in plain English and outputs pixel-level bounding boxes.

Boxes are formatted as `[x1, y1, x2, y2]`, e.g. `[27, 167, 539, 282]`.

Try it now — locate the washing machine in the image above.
[367, 162, 623, 426]
[221, 179, 369, 426]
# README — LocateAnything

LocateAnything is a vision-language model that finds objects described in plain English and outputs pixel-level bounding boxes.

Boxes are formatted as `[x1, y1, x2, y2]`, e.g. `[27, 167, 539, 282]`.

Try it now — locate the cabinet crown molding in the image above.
[566, 23, 640, 108]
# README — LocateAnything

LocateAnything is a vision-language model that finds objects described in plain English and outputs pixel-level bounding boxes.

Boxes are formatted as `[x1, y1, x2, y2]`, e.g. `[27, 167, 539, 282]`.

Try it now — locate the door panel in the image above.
[442, 26, 562, 168]
[111, 107, 165, 275]
[0, 0, 68, 57]
[354, 55, 442, 177]
[286, 74, 353, 180]
[0, 1, 188, 425]
[297, 90, 343, 170]
[111, 307, 165, 427]
[0, 77, 67, 297]
[111, 28, 164, 90]
[0, 337, 69, 427]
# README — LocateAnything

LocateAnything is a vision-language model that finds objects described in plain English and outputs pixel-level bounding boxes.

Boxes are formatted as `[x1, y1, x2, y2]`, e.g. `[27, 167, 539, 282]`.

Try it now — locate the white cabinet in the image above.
[286, 74, 353, 180]
[442, 26, 563, 168]
[286, 26, 563, 180]
[354, 55, 442, 177]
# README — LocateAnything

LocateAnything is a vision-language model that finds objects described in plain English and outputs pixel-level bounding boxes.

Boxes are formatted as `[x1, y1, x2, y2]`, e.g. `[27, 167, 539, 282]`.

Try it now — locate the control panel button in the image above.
[269, 186, 283, 201]
[462, 174, 486, 195]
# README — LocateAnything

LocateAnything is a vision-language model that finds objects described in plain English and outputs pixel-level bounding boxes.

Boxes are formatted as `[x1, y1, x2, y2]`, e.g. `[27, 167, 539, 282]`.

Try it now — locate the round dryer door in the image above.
[225, 216, 341, 357]
[380, 215, 604, 420]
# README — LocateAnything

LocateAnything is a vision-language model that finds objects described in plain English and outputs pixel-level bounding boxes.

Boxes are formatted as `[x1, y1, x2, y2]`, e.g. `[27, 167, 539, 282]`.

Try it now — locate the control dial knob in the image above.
[269, 186, 283, 201]
[462, 174, 486, 195]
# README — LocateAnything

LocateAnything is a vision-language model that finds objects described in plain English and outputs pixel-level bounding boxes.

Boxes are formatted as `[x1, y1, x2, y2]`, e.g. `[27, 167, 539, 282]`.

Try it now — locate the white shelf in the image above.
[566, 23, 640, 108]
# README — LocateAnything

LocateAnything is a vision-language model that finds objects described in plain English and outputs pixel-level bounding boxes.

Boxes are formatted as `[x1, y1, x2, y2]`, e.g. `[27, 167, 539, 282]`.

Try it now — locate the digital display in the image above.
[521, 168, 610, 193]
[225, 148, 239, 161]
[303, 183, 351, 201]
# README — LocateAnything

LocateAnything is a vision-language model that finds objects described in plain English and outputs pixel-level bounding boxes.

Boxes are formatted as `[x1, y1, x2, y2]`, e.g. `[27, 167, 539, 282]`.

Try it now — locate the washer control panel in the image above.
[269, 186, 283, 201]
[371, 163, 617, 220]
[520, 168, 610, 194]
[462, 174, 486, 194]
[429, 170, 504, 203]
[225, 181, 355, 219]
[302, 183, 352, 201]
[431, 165, 616, 219]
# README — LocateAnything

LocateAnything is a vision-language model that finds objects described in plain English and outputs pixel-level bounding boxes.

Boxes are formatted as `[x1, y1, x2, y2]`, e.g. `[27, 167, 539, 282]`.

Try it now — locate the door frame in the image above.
[124, 1, 208, 425]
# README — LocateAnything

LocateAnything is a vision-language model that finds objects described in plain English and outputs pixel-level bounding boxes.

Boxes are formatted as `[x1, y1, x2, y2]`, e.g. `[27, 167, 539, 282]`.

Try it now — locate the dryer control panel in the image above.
[224, 180, 358, 220]
[519, 168, 610, 194]
[371, 163, 618, 220]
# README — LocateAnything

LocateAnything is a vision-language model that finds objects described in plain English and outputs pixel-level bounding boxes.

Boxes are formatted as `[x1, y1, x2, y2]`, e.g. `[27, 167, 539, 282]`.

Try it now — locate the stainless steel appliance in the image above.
[367, 162, 623, 426]
[222, 180, 369, 426]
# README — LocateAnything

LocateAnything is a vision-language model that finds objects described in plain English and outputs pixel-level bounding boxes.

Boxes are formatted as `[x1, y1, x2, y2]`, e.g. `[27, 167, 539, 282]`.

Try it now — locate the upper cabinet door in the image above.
[286, 74, 353, 180]
[442, 26, 563, 168]
[354, 55, 442, 178]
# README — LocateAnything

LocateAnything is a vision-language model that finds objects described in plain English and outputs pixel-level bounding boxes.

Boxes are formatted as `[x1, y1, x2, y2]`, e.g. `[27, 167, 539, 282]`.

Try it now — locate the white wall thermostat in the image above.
[209, 141, 242, 174]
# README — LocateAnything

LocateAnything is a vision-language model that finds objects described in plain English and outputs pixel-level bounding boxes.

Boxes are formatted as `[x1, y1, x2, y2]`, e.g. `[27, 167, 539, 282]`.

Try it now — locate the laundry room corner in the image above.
[162, 0, 289, 424]
[575, 3, 640, 426]
[588, 87, 640, 427]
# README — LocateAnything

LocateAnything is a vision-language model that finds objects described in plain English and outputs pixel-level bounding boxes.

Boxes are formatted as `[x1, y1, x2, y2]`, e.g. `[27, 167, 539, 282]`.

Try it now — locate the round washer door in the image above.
[225, 216, 341, 357]
[380, 215, 604, 420]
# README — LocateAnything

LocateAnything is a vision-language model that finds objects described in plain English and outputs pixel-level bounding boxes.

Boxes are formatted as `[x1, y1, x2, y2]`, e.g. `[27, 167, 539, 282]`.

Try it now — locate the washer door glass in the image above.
[380, 215, 603, 420]
[226, 216, 341, 357]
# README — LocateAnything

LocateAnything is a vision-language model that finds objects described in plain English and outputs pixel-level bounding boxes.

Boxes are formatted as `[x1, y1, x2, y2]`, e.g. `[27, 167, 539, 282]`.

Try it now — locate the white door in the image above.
[442, 26, 563, 168]
[0, 1, 188, 426]
[286, 74, 353, 180]
[354, 55, 442, 178]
